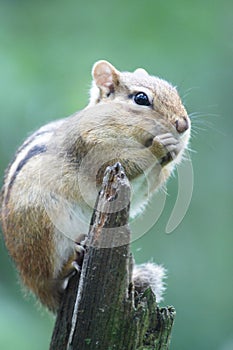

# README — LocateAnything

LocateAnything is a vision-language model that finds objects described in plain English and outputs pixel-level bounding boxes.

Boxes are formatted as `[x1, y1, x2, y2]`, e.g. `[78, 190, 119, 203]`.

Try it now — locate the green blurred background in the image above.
[0, 0, 232, 349]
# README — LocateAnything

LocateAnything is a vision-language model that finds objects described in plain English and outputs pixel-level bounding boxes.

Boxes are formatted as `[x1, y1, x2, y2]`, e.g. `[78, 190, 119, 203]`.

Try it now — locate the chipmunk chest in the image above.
[129, 163, 163, 218]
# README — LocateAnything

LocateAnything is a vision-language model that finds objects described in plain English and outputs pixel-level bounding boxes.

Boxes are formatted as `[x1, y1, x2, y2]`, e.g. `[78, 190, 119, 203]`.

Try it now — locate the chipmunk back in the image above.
[0, 60, 190, 311]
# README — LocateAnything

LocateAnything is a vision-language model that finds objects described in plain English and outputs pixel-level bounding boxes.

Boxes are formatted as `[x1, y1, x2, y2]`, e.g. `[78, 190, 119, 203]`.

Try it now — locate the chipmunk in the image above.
[0, 60, 190, 312]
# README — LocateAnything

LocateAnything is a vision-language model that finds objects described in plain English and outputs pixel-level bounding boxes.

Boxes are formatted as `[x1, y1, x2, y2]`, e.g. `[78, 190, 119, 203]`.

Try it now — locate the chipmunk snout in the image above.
[175, 116, 189, 133]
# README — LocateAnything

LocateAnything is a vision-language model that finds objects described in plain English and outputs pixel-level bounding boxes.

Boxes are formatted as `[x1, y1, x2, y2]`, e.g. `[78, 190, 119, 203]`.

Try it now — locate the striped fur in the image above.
[0, 60, 190, 312]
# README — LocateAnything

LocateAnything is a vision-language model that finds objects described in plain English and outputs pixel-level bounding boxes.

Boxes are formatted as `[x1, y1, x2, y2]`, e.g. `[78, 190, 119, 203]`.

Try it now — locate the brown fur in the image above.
[0, 60, 190, 311]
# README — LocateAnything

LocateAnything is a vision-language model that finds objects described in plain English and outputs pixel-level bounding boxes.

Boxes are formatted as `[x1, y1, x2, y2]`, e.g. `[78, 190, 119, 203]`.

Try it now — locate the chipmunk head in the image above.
[89, 60, 190, 137]
[64, 60, 191, 216]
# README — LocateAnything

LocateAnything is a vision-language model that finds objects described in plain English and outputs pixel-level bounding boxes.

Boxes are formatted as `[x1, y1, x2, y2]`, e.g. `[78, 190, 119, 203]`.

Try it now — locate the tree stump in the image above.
[50, 163, 175, 350]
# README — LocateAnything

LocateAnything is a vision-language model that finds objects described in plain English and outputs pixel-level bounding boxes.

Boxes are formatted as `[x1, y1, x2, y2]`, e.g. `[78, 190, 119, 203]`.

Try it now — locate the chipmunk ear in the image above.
[134, 68, 149, 78]
[92, 60, 119, 96]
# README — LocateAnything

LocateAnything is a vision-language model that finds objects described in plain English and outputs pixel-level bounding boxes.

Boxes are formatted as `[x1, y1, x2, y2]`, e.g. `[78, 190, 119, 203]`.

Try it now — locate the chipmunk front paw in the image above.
[152, 133, 181, 166]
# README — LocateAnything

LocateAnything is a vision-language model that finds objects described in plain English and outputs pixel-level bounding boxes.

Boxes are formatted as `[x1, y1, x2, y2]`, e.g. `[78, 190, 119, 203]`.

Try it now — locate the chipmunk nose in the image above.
[175, 116, 189, 133]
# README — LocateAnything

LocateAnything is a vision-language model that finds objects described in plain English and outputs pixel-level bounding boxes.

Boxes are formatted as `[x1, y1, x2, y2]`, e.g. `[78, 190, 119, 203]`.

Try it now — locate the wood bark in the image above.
[50, 163, 175, 350]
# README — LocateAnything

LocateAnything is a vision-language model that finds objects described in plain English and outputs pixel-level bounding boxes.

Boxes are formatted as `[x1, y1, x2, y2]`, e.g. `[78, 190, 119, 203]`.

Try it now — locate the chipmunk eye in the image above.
[134, 92, 151, 106]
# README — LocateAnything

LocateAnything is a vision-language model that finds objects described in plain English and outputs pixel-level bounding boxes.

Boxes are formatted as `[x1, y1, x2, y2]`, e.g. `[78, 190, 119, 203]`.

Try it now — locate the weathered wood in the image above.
[50, 163, 175, 350]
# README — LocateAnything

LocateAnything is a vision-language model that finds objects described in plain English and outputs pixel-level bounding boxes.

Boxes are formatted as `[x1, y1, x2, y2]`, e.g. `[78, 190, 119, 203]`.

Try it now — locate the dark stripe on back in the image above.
[3, 129, 54, 186]
[10, 129, 53, 167]
[17, 130, 51, 154]
[4, 144, 47, 205]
